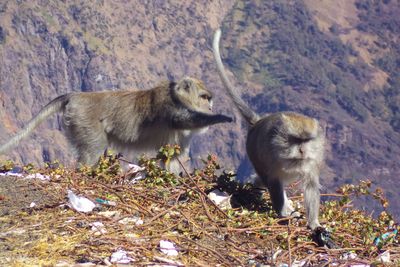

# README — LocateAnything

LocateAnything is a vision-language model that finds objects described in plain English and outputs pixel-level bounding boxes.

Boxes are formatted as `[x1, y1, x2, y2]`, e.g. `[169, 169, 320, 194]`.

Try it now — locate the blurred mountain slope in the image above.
[0, 0, 399, 216]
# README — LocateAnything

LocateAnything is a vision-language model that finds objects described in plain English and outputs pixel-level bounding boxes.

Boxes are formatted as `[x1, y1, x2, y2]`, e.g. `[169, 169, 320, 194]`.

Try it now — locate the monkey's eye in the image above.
[288, 136, 304, 144]
[200, 94, 211, 101]
[288, 136, 313, 144]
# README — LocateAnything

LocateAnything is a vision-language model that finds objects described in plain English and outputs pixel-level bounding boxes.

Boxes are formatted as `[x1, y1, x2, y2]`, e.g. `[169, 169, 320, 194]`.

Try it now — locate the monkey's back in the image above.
[63, 87, 175, 141]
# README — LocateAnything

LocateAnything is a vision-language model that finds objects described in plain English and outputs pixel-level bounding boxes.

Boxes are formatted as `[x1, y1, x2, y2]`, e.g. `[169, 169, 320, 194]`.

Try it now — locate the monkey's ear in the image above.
[281, 113, 290, 124]
[178, 77, 193, 92]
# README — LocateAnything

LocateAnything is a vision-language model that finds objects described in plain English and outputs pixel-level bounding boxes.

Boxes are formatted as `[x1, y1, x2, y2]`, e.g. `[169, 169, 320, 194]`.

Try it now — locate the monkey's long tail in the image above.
[213, 28, 260, 126]
[0, 94, 70, 154]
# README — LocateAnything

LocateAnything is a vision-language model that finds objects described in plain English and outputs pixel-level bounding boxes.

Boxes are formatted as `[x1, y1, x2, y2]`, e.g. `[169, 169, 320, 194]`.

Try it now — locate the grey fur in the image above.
[213, 29, 260, 126]
[0, 94, 70, 153]
[213, 29, 325, 230]
[0, 77, 232, 171]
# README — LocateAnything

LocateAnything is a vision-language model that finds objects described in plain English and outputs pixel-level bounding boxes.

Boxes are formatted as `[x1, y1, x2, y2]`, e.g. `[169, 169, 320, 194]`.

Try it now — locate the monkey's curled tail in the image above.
[213, 28, 260, 126]
[0, 94, 70, 154]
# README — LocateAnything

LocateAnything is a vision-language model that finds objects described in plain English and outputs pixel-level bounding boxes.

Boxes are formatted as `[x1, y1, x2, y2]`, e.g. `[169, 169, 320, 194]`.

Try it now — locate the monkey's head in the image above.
[274, 113, 325, 161]
[283, 113, 320, 139]
[173, 77, 213, 113]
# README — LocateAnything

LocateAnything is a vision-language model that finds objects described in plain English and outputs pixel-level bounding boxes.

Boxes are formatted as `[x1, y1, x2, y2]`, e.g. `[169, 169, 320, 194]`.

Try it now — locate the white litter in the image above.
[110, 249, 134, 264]
[377, 250, 390, 263]
[341, 252, 358, 260]
[159, 240, 179, 257]
[29, 202, 36, 208]
[126, 164, 146, 183]
[67, 190, 96, 213]
[272, 248, 283, 261]
[25, 173, 51, 181]
[127, 164, 146, 173]
[130, 174, 144, 184]
[0, 171, 24, 177]
[98, 210, 120, 218]
[0, 171, 55, 181]
[207, 189, 231, 209]
[90, 221, 107, 235]
[119, 216, 144, 226]
[291, 260, 307, 267]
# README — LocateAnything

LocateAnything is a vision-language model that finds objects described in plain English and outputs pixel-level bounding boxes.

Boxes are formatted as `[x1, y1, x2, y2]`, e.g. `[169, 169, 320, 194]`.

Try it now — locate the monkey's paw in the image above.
[311, 227, 339, 249]
[289, 211, 301, 219]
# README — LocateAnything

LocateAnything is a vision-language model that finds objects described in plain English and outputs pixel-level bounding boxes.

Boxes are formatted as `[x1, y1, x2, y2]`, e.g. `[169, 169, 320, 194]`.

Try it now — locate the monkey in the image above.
[0, 76, 232, 173]
[213, 29, 325, 230]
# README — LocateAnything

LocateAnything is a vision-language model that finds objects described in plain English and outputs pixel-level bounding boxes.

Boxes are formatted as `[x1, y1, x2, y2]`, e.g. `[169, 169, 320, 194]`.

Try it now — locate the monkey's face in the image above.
[198, 92, 213, 112]
[175, 77, 214, 113]
[273, 114, 325, 161]
[283, 135, 324, 162]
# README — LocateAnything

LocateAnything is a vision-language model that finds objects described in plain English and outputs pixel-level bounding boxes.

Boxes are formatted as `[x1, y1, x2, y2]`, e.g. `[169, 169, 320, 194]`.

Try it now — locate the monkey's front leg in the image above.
[172, 110, 233, 129]
[266, 179, 298, 218]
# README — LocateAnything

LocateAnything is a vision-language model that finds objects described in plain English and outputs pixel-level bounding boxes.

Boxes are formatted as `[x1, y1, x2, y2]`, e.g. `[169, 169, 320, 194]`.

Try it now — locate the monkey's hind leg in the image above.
[167, 149, 191, 176]
[66, 130, 108, 166]
[303, 175, 321, 230]
[77, 140, 108, 166]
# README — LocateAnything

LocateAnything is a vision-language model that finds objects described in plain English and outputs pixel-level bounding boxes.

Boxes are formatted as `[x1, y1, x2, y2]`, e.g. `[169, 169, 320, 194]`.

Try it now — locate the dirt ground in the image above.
[0, 175, 58, 216]
[0, 175, 61, 264]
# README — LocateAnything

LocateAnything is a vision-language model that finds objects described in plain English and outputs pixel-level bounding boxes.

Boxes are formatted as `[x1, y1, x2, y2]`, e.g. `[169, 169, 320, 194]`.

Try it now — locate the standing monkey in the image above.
[0, 77, 232, 172]
[213, 29, 325, 230]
